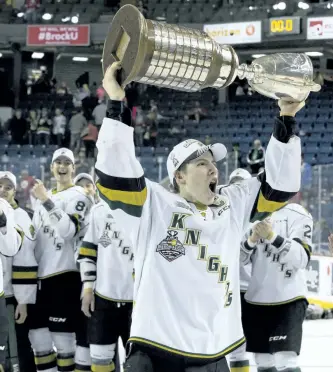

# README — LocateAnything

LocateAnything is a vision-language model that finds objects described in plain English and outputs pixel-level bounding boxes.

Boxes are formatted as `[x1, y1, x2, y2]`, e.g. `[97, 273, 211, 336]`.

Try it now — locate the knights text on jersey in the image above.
[78, 200, 134, 302]
[94, 118, 301, 359]
[33, 186, 93, 278]
[243, 203, 312, 305]
[2, 206, 37, 304]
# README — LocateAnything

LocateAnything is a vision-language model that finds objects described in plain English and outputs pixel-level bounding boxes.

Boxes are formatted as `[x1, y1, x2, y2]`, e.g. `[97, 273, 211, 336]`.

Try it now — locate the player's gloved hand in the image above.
[252, 219, 274, 240]
[32, 179, 49, 203]
[278, 99, 305, 117]
[248, 228, 260, 245]
[103, 62, 125, 101]
[15, 304, 27, 324]
[81, 288, 95, 318]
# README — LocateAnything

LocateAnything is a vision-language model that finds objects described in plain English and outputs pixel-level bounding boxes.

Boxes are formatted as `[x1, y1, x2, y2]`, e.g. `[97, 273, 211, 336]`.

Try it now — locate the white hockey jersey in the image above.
[240, 263, 252, 293]
[0, 198, 22, 295]
[33, 185, 93, 279]
[242, 203, 312, 305]
[95, 117, 301, 359]
[2, 206, 37, 304]
[78, 200, 134, 302]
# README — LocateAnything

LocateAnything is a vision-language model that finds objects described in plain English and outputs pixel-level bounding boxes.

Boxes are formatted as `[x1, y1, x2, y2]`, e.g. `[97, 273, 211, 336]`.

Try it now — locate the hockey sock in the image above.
[52, 332, 76, 372]
[257, 368, 278, 372]
[90, 344, 116, 372]
[29, 328, 57, 372]
[230, 359, 250, 372]
[75, 346, 91, 372]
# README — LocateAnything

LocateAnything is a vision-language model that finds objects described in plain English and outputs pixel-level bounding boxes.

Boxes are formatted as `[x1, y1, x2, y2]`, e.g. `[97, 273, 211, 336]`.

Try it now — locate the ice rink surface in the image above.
[119, 319, 333, 371]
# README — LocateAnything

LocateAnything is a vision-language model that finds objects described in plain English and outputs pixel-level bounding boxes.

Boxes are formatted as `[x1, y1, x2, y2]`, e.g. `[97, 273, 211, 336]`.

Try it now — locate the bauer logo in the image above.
[306, 259, 319, 293]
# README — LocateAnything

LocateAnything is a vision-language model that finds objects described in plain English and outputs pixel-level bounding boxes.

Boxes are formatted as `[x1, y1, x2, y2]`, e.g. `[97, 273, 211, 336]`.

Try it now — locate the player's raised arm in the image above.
[95, 63, 147, 232]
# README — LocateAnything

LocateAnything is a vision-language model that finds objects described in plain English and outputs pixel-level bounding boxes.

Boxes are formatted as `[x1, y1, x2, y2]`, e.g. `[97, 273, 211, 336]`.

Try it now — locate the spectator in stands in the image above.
[96, 84, 105, 101]
[36, 108, 51, 145]
[52, 108, 67, 147]
[27, 110, 38, 146]
[185, 101, 207, 123]
[16, 169, 35, 208]
[57, 82, 69, 96]
[8, 109, 29, 145]
[150, 123, 158, 148]
[24, 0, 40, 23]
[147, 99, 159, 125]
[69, 109, 87, 155]
[246, 139, 265, 175]
[81, 123, 98, 161]
[92, 99, 107, 132]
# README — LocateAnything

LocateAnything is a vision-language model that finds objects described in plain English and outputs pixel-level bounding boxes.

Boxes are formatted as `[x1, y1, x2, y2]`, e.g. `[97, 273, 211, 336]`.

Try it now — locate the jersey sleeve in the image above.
[77, 207, 99, 290]
[12, 237, 38, 304]
[43, 192, 92, 240]
[272, 212, 313, 269]
[248, 134, 301, 224]
[95, 118, 147, 243]
[0, 200, 22, 256]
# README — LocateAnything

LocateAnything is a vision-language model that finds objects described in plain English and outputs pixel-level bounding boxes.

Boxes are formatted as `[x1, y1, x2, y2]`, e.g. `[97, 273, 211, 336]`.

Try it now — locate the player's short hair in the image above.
[169, 162, 188, 193]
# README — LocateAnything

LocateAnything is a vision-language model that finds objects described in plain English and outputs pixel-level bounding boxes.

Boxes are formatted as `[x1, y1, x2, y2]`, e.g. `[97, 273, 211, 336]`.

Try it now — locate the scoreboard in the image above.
[267, 17, 301, 36]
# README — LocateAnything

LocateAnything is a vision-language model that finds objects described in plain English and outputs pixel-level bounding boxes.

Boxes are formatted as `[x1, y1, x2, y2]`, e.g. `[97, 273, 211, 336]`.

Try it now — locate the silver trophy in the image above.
[103, 5, 320, 102]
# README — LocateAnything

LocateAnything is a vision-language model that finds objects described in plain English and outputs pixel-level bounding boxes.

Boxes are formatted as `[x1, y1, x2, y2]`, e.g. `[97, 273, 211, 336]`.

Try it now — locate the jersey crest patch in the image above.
[99, 230, 112, 248]
[156, 230, 185, 262]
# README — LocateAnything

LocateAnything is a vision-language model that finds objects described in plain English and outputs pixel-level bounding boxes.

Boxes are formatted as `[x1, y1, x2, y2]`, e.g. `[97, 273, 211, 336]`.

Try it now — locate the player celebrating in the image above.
[29, 148, 93, 372]
[74, 173, 100, 204]
[0, 179, 22, 372]
[241, 204, 313, 372]
[95, 62, 304, 372]
[0, 172, 37, 372]
[227, 169, 252, 372]
[78, 197, 134, 372]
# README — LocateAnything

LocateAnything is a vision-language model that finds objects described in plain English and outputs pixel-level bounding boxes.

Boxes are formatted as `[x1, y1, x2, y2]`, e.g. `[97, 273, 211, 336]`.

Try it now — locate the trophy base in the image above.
[102, 5, 148, 87]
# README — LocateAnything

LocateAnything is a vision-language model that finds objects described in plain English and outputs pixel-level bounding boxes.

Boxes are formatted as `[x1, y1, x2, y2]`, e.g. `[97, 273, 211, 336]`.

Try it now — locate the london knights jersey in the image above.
[0, 198, 22, 295]
[1, 206, 37, 304]
[33, 185, 93, 279]
[95, 117, 301, 360]
[78, 199, 134, 302]
[242, 203, 312, 305]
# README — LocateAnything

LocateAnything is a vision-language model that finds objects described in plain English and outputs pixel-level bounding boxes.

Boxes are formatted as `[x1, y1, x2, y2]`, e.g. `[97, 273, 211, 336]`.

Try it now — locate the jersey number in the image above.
[304, 225, 312, 239]
[75, 201, 86, 212]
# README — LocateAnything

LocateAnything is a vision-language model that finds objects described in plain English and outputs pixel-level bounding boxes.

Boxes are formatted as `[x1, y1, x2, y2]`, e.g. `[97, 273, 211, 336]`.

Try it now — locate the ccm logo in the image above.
[269, 336, 287, 341]
[49, 317, 66, 322]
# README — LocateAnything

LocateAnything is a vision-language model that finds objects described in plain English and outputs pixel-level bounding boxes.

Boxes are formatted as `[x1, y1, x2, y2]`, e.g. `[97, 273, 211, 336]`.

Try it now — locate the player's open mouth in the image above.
[58, 171, 67, 175]
[209, 181, 217, 193]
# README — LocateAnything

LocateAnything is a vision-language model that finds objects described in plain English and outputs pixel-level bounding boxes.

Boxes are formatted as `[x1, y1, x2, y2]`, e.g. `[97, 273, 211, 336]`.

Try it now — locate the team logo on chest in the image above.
[156, 231, 185, 262]
[99, 230, 112, 248]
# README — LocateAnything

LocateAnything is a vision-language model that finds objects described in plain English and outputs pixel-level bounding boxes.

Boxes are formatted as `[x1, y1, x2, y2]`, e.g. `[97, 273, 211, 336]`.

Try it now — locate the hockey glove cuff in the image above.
[273, 116, 297, 144]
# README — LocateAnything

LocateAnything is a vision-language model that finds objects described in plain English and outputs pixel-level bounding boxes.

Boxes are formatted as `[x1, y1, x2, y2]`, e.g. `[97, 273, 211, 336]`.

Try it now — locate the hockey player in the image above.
[78, 198, 134, 372]
[240, 204, 313, 372]
[29, 148, 93, 372]
[95, 62, 304, 372]
[74, 173, 100, 204]
[0, 180, 22, 372]
[0, 172, 37, 372]
[227, 169, 252, 372]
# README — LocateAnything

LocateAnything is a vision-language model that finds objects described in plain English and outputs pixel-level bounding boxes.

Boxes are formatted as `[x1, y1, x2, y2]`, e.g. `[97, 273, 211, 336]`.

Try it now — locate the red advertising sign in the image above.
[26, 25, 90, 46]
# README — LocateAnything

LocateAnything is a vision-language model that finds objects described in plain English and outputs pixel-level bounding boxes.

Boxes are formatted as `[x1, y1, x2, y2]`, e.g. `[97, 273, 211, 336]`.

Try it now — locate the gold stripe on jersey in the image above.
[245, 295, 307, 306]
[91, 363, 115, 372]
[128, 336, 245, 359]
[12, 265, 38, 285]
[95, 169, 147, 218]
[0, 291, 4, 298]
[79, 241, 98, 262]
[308, 297, 333, 310]
[250, 172, 296, 222]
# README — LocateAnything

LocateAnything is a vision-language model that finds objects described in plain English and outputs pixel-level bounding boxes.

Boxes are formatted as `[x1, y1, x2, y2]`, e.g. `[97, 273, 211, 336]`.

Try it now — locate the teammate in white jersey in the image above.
[0, 175, 22, 372]
[29, 148, 93, 372]
[240, 203, 312, 372]
[74, 173, 100, 204]
[78, 199, 134, 372]
[0, 172, 37, 372]
[95, 62, 304, 372]
[227, 169, 252, 372]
